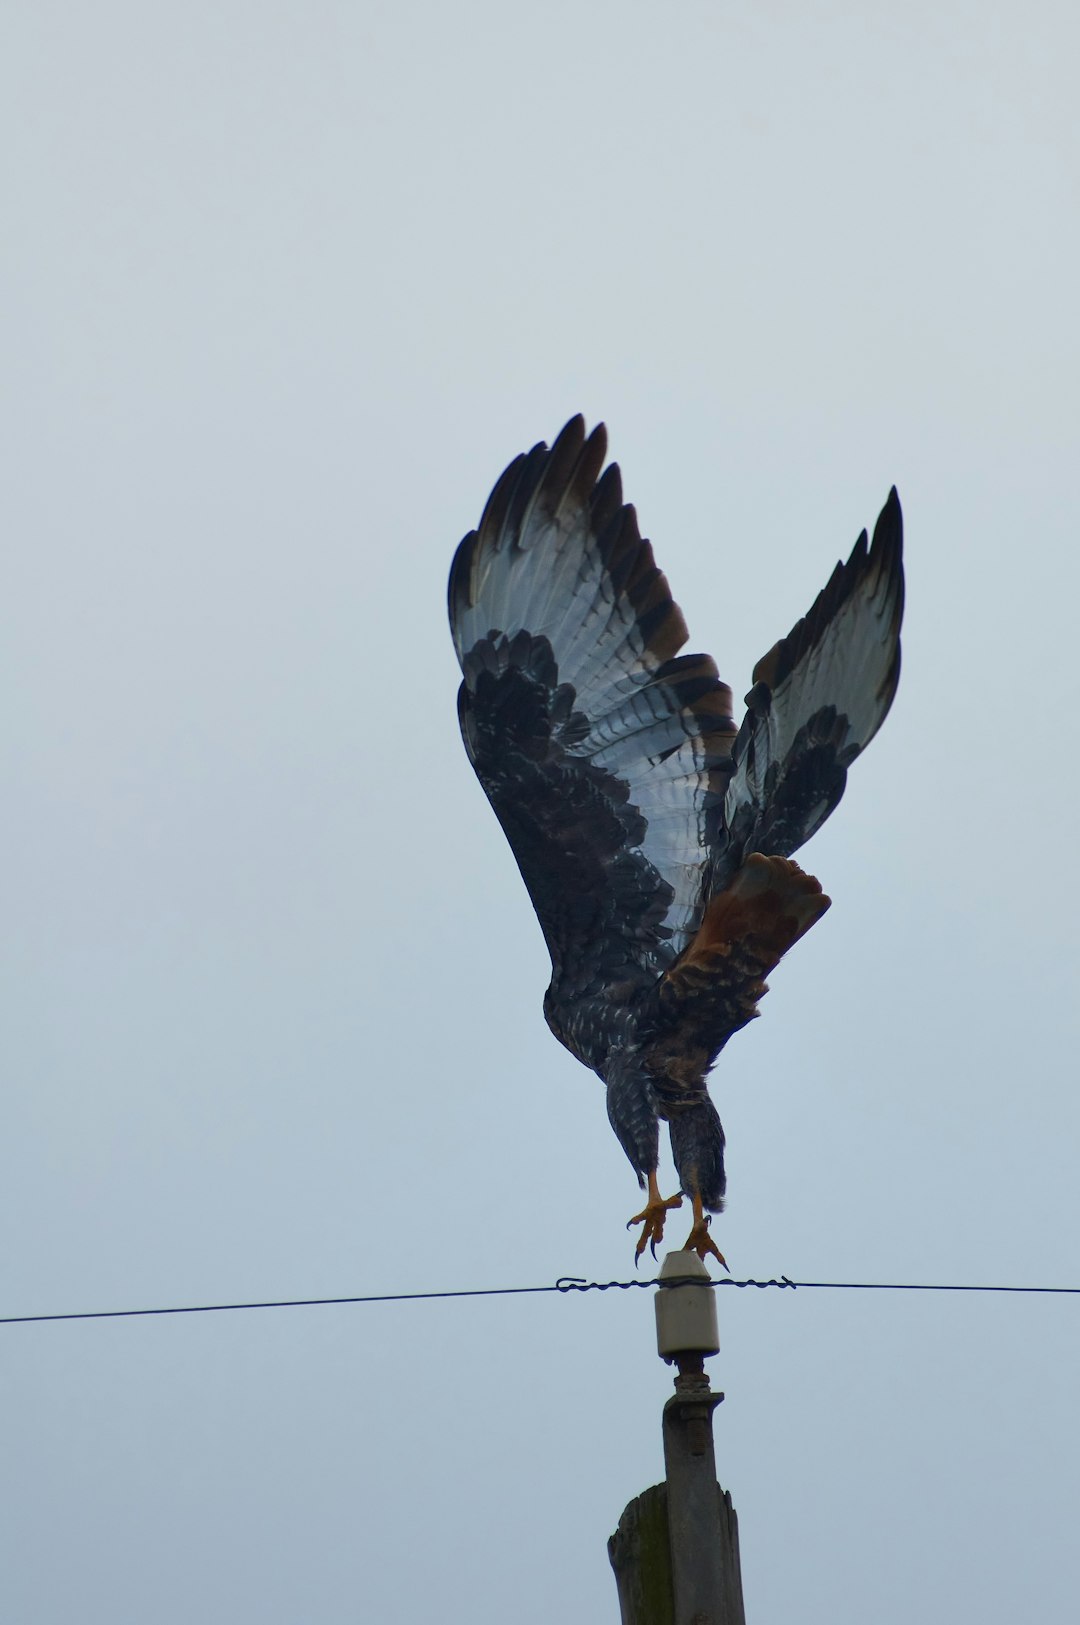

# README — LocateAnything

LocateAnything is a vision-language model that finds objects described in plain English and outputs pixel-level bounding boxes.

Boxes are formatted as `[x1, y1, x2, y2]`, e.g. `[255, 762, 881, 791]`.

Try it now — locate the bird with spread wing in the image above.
[448, 418, 903, 1267]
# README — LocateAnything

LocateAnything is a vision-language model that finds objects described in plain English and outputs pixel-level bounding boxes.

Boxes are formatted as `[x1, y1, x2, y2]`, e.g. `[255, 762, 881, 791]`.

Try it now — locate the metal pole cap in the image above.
[654, 1250, 720, 1362]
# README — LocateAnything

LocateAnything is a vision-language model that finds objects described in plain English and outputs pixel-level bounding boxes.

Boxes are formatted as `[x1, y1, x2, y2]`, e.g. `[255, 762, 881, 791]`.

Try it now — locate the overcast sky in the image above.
[3, 3, 1079, 1621]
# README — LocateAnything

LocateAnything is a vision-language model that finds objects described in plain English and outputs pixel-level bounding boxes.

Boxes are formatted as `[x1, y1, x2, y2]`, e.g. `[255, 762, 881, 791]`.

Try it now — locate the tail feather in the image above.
[690, 852, 831, 966]
[647, 855, 831, 1083]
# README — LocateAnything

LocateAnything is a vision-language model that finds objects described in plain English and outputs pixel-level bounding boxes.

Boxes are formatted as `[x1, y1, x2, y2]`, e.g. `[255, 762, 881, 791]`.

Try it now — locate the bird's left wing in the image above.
[449, 417, 737, 1065]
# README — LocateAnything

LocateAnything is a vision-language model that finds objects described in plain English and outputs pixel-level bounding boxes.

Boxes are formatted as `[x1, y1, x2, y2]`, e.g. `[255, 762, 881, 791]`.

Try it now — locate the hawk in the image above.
[448, 418, 903, 1265]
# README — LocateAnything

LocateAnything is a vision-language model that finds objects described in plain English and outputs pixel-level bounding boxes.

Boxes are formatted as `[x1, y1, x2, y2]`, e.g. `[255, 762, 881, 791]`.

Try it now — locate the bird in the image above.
[448, 417, 903, 1266]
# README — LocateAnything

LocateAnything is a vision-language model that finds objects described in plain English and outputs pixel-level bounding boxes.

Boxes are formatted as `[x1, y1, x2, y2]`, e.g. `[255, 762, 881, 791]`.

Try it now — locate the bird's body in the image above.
[449, 418, 903, 1261]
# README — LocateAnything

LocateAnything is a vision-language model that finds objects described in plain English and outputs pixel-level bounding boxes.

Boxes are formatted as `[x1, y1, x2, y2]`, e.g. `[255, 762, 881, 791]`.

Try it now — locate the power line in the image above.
[3, 1274, 1080, 1327]
[780, 1279, 1080, 1294]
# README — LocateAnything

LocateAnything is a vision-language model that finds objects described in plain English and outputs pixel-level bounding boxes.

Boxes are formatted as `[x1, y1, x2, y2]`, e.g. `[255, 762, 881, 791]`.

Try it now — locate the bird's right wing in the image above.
[717, 490, 904, 882]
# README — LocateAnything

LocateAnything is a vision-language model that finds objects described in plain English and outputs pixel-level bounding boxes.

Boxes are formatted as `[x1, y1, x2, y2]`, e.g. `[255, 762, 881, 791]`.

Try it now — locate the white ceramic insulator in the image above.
[654, 1250, 720, 1361]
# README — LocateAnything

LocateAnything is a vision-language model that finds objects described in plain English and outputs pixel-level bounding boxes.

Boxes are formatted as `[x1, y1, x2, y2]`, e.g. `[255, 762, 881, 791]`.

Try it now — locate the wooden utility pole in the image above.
[608, 1252, 746, 1625]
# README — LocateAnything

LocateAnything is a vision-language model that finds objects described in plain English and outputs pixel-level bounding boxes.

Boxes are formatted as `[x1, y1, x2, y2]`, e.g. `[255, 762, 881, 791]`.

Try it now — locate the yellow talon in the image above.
[627, 1171, 684, 1263]
[680, 1191, 729, 1272]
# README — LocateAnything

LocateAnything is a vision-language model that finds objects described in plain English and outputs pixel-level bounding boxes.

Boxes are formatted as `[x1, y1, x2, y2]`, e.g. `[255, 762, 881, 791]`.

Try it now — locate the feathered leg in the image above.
[668, 1097, 729, 1269]
[606, 1060, 684, 1262]
[647, 855, 831, 1271]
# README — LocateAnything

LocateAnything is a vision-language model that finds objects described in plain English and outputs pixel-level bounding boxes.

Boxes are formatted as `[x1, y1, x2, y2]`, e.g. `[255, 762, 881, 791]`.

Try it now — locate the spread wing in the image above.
[449, 416, 737, 1068]
[715, 488, 904, 888]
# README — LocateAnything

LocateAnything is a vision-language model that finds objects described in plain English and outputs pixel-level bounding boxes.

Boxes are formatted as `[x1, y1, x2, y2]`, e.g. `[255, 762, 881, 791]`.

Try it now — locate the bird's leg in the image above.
[681, 1190, 729, 1271]
[626, 1171, 683, 1263]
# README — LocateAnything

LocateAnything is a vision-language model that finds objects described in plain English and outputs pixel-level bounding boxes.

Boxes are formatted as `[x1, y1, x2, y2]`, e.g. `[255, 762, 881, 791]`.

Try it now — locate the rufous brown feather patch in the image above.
[680, 854, 831, 974]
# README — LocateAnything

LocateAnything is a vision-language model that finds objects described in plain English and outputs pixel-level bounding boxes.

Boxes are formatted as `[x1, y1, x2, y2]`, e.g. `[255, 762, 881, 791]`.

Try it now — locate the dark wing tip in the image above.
[558, 413, 607, 461]
[751, 487, 904, 696]
[447, 528, 478, 626]
[449, 418, 599, 627]
[867, 485, 904, 717]
[868, 480, 904, 610]
[448, 414, 692, 667]
[476, 416, 608, 549]
[544, 414, 608, 483]
[872, 485, 902, 554]
[872, 485, 904, 618]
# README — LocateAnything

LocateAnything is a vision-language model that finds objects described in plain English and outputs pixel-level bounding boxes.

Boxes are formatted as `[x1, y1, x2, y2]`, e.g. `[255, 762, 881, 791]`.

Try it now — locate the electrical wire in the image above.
[3, 1274, 1079, 1327]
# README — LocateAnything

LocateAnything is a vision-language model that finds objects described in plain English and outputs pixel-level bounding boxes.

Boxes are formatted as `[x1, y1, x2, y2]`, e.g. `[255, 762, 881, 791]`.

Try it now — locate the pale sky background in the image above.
[3, 3, 1079, 1621]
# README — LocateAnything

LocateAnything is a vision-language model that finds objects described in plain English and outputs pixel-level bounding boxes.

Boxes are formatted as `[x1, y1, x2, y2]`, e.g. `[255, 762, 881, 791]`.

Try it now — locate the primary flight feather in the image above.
[449, 417, 903, 1264]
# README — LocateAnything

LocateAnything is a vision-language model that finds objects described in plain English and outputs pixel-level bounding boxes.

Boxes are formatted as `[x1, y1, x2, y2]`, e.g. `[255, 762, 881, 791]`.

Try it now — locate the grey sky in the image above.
[3, 3, 1079, 1621]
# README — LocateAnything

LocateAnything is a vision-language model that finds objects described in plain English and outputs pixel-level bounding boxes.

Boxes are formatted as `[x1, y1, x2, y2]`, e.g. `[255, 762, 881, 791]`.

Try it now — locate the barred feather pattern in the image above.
[449, 417, 903, 1211]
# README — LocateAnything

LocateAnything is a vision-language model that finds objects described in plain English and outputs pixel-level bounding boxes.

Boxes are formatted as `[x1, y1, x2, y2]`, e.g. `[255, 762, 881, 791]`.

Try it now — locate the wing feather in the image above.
[717, 488, 904, 882]
[449, 418, 736, 1061]
[449, 421, 903, 1075]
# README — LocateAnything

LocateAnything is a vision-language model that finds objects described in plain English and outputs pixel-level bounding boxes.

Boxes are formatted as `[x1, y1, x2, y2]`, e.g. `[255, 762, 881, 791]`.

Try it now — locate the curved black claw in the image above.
[682, 1213, 729, 1272]
[627, 1191, 683, 1264]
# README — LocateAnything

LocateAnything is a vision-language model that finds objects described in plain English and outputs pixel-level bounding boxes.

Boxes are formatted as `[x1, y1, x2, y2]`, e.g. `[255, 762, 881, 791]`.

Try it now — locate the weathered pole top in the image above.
[654, 1250, 720, 1366]
[610, 1250, 745, 1624]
